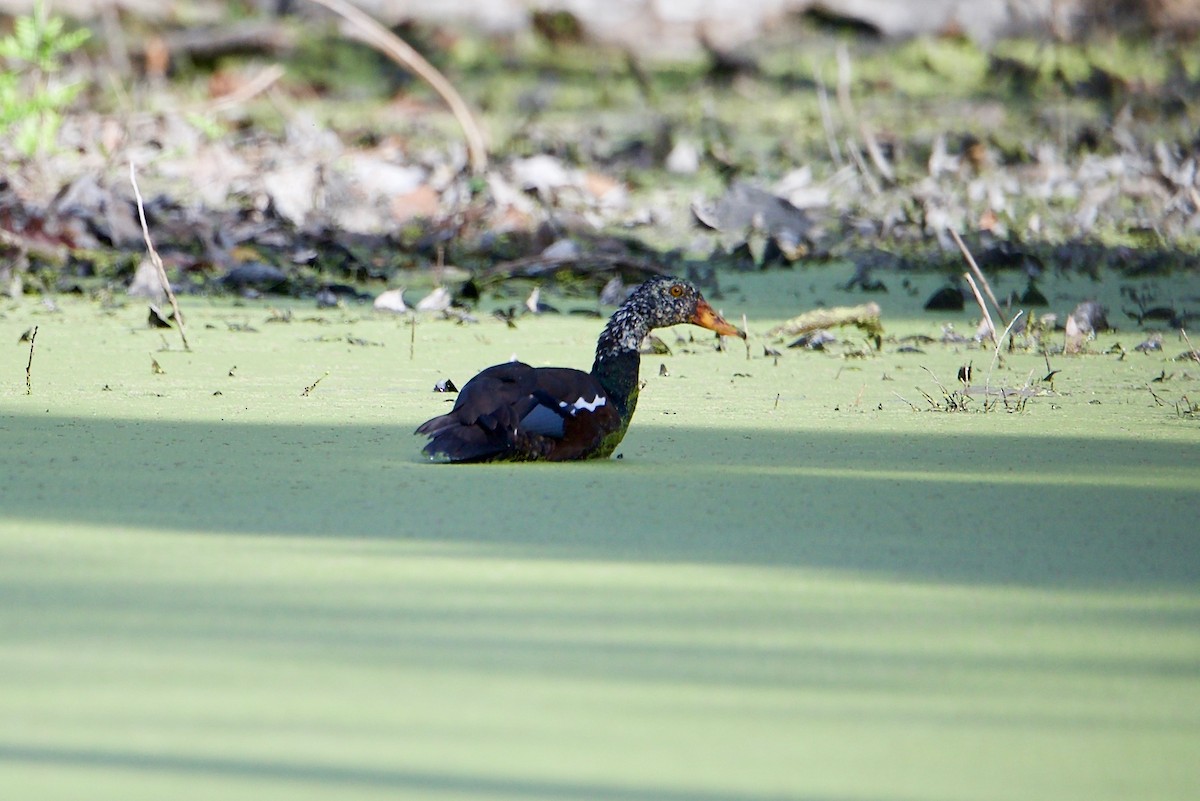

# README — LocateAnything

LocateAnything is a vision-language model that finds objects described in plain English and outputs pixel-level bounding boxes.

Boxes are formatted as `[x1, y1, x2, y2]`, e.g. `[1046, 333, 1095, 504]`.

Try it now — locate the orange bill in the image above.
[691, 298, 746, 339]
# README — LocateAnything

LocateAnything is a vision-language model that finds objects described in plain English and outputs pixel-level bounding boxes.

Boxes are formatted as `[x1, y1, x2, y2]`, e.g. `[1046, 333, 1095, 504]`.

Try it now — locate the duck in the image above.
[416, 275, 744, 462]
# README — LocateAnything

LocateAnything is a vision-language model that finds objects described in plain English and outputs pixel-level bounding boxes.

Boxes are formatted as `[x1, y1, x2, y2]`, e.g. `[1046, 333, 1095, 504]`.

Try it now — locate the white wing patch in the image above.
[561, 394, 607, 414]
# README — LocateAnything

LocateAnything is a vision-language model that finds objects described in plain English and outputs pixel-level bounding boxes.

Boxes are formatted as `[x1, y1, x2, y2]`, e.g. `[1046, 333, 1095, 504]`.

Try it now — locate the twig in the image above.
[963, 272, 998, 347]
[921, 366, 953, 399]
[207, 64, 287, 113]
[892, 390, 919, 411]
[623, 49, 653, 101]
[24, 326, 37, 395]
[921, 365, 968, 411]
[984, 310, 1024, 399]
[835, 42, 854, 123]
[304, 0, 488, 174]
[301, 371, 329, 397]
[860, 123, 894, 183]
[950, 228, 1006, 325]
[845, 135, 881, 196]
[131, 19, 294, 67]
[1181, 327, 1197, 360]
[814, 72, 843, 165]
[130, 161, 189, 351]
[830, 45, 881, 195]
[99, 0, 132, 77]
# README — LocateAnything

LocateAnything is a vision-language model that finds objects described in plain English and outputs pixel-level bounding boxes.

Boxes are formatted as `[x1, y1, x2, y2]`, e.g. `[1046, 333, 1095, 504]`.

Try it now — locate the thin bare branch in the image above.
[129, 161, 189, 351]
[950, 228, 1005, 324]
[860, 123, 894, 183]
[963, 271, 997, 348]
[207, 64, 287, 113]
[814, 72, 843, 166]
[846, 136, 881, 196]
[984, 310, 1025, 398]
[1181, 327, 1197, 360]
[25, 325, 38, 395]
[835, 42, 854, 122]
[304, 0, 488, 174]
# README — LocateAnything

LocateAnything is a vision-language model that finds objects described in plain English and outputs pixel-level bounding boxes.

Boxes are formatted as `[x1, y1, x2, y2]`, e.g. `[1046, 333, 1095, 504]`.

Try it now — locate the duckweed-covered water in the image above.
[2, 267, 1198, 801]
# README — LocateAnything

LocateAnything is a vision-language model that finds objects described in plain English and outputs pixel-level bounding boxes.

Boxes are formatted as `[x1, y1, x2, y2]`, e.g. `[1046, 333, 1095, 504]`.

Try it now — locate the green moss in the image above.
[877, 36, 991, 96]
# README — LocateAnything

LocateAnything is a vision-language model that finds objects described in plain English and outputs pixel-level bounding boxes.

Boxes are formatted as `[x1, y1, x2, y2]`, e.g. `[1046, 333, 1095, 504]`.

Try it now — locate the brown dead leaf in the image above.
[144, 36, 169, 80]
[390, 184, 440, 223]
[583, 172, 623, 202]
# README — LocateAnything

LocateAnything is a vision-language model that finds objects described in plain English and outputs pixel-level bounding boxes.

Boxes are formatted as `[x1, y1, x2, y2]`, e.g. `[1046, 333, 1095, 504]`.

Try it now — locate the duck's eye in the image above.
[669, 284, 685, 298]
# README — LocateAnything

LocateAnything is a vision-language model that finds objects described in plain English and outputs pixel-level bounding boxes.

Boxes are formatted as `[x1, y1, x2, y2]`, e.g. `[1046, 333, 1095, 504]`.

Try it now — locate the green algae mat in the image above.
[2, 269, 1198, 801]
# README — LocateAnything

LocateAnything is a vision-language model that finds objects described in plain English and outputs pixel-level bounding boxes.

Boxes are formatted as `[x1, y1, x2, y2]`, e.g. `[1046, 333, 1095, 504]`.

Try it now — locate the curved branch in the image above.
[305, 0, 488, 174]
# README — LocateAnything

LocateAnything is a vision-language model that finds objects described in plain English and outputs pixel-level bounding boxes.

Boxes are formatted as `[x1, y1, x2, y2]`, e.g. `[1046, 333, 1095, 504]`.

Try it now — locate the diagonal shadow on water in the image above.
[0, 411, 1196, 588]
[0, 742, 837, 801]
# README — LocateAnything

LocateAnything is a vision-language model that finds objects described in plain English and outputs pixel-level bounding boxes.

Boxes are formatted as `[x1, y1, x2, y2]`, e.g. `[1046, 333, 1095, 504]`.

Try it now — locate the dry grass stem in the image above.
[814, 73, 843, 165]
[861, 123, 894, 183]
[920, 366, 970, 411]
[963, 272, 998, 347]
[129, 161, 190, 351]
[984, 310, 1025, 396]
[305, 0, 488, 174]
[846, 137, 881, 195]
[892, 390, 919, 411]
[24, 325, 37, 395]
[301, 371, 329, 397]
[950, 228, 1006, 324]
[207, 64, 286, 113]
[830, 44, 883, 194]
[1181, 327, 1197, 359]
[835, 42, 854, 122]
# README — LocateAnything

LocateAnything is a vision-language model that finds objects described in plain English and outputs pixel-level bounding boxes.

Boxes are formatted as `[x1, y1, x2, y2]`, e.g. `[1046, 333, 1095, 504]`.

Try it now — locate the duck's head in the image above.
[628, 276, 746, 338]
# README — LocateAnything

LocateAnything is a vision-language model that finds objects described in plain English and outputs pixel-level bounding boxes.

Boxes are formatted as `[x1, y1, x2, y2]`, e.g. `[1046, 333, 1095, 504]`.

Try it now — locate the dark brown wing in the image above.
[524, 367, 622, 461]
[416, 362, 620, 462]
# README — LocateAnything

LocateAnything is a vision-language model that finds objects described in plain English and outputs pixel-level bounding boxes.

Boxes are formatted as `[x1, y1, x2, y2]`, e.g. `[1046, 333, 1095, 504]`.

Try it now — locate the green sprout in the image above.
[0, 0, 91, 156]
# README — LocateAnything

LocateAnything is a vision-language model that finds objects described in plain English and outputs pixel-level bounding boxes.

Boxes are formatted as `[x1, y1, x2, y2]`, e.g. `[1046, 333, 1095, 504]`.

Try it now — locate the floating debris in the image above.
[148, 305, 173, 328]
[640, 335, 671, 355]
[1066, 300, 1109, 353]
[1020, 281, 1048, 305]
[769, 302, 883, 345]
[315, 287, 339, 309]
[127, 257, 166, 302]
[925, 284, 964, 311]
[416, 287, 452, 313]
[373, 288, 409, 314]
[940, 324, 968, 344]
[1135, 333, 1163, 353]
[220, 261, 287, 291]
[788, 330, 836, 350]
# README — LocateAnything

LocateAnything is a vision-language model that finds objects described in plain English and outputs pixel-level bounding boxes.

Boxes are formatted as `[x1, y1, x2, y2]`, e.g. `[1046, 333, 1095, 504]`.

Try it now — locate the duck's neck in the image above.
[591, 306, 648, 414]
